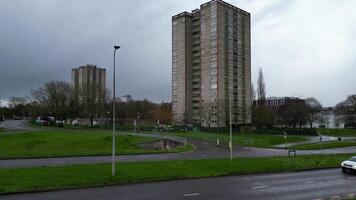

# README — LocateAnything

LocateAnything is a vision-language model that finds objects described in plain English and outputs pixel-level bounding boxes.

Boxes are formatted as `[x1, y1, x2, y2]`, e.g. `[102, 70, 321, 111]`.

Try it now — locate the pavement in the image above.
[0, 120, 40, 131]
[1, 168, 356, 200]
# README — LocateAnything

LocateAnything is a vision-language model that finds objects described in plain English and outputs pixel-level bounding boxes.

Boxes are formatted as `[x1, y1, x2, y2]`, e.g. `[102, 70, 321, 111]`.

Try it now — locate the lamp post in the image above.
[112, 45, 120, 176]
[224, 76, 233, 161]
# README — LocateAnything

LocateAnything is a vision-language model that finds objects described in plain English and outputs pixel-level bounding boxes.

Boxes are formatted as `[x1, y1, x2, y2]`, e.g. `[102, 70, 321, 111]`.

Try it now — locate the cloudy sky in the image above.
[0, 0, 356, 107]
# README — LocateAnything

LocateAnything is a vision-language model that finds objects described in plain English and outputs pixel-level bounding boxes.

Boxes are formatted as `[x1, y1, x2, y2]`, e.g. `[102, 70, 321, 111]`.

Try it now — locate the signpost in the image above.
[319, 136, 323, 154]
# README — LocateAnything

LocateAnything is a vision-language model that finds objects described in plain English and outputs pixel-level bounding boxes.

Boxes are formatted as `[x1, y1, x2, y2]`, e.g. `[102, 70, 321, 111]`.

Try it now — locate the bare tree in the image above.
[279, 101, 307, 129]
[201, 101, 214, 128]
[32, 81, 72, 125]
[336, 95, 356, 128]
[252, 104, 274, 130]
[9, 96, 27, 108]
[79, 83, 107, 128]
[257, 68, 266, 103]
[251, 83, 256, 102]
[305, 97, 322, 128]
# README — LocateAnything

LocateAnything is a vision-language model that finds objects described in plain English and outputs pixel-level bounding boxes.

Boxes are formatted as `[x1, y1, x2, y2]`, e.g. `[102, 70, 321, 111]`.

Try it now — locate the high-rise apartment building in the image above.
[71, 64, 106, 103]
[172, 0, 251, 128]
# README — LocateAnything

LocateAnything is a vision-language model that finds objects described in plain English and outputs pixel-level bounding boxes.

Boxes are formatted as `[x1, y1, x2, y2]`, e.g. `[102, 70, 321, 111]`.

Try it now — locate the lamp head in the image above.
[114, 46, 120, 50]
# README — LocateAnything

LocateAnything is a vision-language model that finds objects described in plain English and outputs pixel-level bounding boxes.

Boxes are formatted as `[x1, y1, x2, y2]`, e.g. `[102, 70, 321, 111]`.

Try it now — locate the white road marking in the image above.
[184, 193, 200, 197]
[305, 181, 315, 184]
[252, 186, 266, 189]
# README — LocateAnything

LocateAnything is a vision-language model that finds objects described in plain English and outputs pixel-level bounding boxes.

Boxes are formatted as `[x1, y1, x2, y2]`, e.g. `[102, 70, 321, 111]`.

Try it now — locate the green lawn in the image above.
[319, 128, 356, 137]
[167, 131, 308, 148]
[290, 140, 356, 150]
[0, 130, 193, 159]
[0, 153, 353, 194]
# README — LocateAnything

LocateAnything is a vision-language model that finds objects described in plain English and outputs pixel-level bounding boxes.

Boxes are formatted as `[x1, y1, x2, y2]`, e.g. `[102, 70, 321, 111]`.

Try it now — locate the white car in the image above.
[341, 156, 356, 173]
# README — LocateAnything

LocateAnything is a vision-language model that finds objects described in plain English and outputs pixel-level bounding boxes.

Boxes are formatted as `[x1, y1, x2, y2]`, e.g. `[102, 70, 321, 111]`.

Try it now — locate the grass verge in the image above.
[0, 130, 194, 159]
[0, 153, 353, 194]
[319, 128, 356, 137]
[167, 131, 308, 148]
[290, 140, 356, 150]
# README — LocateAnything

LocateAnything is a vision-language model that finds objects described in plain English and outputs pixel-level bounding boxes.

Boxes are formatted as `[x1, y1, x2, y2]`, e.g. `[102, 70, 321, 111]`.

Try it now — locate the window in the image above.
[211, 83, 217, 89]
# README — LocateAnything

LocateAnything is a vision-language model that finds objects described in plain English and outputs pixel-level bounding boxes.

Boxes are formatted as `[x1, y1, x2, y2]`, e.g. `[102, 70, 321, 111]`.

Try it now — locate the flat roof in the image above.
[173, 0, 250, 19]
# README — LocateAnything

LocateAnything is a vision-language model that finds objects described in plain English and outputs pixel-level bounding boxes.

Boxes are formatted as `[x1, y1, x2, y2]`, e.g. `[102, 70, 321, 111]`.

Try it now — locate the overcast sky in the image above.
[0, 0, 356, 107]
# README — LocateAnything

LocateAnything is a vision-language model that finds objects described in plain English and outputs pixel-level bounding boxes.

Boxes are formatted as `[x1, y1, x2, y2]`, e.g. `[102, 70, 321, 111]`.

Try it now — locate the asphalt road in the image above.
[1, 168, 356, 200]
[0, 120, 39, 131]
[1, 144, 356, 168]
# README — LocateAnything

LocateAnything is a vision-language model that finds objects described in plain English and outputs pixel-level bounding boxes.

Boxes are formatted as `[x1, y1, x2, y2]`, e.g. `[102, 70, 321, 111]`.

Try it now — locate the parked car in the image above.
[341, 156, 356, 173]
[13, 115, 22, 120]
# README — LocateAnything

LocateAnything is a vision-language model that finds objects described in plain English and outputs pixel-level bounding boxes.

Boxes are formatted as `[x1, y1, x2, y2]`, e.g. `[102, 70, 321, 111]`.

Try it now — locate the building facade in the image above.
[71, 64, 106, 103]
[172, 0, 251, 128]
[263, 97, 305, 110]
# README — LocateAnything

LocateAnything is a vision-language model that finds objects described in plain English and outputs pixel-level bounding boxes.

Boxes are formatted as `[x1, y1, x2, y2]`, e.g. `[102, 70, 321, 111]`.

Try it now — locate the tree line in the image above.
[252, 68, 356, 130]
[0, 80, 172, 128]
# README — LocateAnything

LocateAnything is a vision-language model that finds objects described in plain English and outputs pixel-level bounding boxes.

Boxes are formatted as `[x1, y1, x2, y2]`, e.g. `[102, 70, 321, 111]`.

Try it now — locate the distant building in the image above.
[118, 95, 133, 102]
[71, 64, 106, 103]
[262, 97, 305, 110]
[253, 97, 305, 124]
[314, 107, 345, 129]
[172, 0, 252, 128]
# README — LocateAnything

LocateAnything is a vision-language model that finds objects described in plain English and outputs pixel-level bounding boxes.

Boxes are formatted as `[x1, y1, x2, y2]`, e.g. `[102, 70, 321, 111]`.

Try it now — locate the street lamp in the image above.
[112, 45, 120, 176]
[224, 76, 233, 161]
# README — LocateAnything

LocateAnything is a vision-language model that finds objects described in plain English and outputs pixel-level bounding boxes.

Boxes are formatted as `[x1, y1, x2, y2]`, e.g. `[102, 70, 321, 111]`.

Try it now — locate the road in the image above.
[1, 168, 356, 200]
[0, 120, 39, 131]
[2, 144, 356, 168]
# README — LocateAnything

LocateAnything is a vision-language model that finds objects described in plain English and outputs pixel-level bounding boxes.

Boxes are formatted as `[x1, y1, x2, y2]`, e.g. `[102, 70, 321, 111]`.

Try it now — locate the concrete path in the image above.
[1, 168, 356, 200]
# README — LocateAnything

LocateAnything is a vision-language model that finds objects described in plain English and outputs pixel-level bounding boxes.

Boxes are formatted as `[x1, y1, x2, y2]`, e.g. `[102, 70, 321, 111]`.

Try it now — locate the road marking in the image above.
[252, 186, 266, 189]
[184, 193, 200, 197]
[305, 181, 315, 184]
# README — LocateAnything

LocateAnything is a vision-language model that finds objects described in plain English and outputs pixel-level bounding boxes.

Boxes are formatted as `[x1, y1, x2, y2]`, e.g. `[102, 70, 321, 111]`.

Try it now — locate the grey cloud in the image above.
[0, 0, 355, 106]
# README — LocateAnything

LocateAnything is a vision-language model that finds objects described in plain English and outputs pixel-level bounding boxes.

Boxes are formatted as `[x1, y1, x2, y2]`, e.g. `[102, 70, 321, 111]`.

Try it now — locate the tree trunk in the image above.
[90, 115, 93, 128]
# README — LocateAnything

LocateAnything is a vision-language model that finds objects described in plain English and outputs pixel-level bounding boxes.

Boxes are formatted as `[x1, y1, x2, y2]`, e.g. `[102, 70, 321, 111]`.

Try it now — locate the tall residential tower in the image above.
[172, 0, 251, 128]
[71, 64, 106, 103]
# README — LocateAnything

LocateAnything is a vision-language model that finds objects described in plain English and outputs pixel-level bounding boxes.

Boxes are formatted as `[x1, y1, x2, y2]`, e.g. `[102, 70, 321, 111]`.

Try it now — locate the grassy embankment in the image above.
[167, 131, 308, 148]
[0, 130, 194, 159]
[290, 140, 356, 150]
[318, 128, 356, 137]
[0, 153, 352, 194]
[285, 129, 356, 150]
